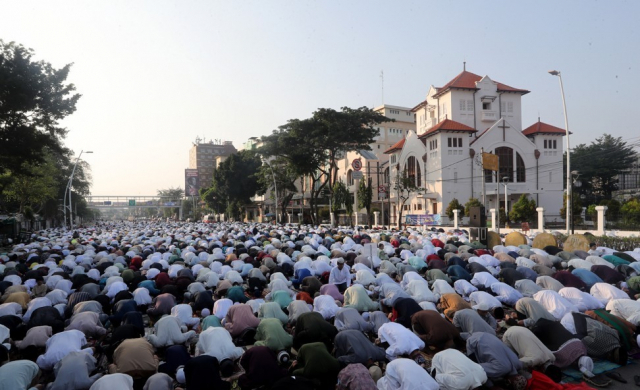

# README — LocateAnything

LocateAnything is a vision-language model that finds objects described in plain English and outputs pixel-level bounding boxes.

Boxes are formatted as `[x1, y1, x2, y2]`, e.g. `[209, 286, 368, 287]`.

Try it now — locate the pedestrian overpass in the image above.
[86, 195, 196, 219]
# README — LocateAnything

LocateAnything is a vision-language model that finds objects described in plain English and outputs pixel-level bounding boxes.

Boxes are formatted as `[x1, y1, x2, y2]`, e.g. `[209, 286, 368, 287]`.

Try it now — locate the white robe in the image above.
[377, 358, 439, 390]
[196, 327, 244, 361]
[89, 373, 133, 390]
[432, 349, 488, 390]
[147, 315, 196, 348]
[606, 299, 640, 326]
[454, 279, 478, 297]
[313, 295, 340, 320]
[405, 279, 438, 303]
[590, 283, 629, 305]
[533, 290, 579, 320]
[377, 322, 425, 359]
[558, 287, 604, 312]
[133, 288, 153, 306]
[37, 329, 92, 370]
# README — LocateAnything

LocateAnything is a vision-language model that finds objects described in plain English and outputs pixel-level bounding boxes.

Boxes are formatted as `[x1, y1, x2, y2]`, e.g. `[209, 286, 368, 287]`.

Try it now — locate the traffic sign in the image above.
[379, 192, 387, 199]
[378, 185, 386, 193]
[128, 199, 136, 206]
[351, 159, 362, 171]
[352, 171, 363, 180]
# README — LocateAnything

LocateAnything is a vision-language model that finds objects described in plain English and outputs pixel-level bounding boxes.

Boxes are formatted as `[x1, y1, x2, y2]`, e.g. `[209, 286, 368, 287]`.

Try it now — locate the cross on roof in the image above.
[498, 119, 509, 141]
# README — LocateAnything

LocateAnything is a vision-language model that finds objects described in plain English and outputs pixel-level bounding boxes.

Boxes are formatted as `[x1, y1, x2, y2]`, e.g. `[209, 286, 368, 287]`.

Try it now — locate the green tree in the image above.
[464, 198, 483, 217]
[394, 170, 420, 229]
[445, 198, 464, 221]
[256, 157, 298, 223]
[621, 198, 640, 225]
[157, 187, 183, 218]
[2, 153, 58, 213]
[509, 194, 537, 223]
[0, 41, 81, 176]
[331, 179, 352, 219]
[201, 151, 262, 221]
[599, 199, 621, 221]
[560, 192, 583, 224]
[570, 134, 637, 202]
[259, 107, 390, 224]
[357, 177, 373, 224]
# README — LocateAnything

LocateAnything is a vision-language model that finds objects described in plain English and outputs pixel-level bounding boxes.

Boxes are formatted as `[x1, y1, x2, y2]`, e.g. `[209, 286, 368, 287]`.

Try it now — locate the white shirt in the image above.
[329, 265, 351, 287]
[36, 330, 90, 370]
[533, 290, 579, 320]
[606, 299, 640, 326]
[491, 282, 523, 306]
[313, 295, 339, 320]
[454, 279, 478, 297]
[590, 283, 629, 305]
[405, 279, 438, 303]
[558, 287, 604, 312]
[378, 322, 425, 359]
[377, 358, 439, 390]
[470, 272, 499, 288]
[196, 327, 244, 361]
[469, 291, 502, 309]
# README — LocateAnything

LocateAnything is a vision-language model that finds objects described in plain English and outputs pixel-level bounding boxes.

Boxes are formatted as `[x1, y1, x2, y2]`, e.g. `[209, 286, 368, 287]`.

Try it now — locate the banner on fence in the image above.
[405, 214, 441, 226]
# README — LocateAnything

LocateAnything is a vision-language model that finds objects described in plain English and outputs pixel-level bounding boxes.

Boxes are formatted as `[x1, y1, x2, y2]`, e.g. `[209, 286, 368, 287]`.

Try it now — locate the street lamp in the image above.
[549, 70, 571, 235]
[502, 177, 509, 221]
[64, 150, 92, 229]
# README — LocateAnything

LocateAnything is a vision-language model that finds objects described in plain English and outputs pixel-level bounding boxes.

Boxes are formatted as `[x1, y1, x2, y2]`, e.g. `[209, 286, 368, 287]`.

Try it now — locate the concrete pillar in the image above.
[453, 209, 460, 229]
[536, 207, 545, 233]
[490, 208, 497, 232]
[595, 206, 607, 236]
[374, 211, 380, 227]
[330, 212, 335, 227]
[287, 213, 291, 224]
[298, 213, 303, 224]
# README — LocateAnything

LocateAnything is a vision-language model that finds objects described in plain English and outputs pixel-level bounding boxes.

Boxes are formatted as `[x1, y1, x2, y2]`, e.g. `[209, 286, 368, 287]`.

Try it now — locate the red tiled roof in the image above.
[418, 119, 477, 139]
[384, 138, 405, 154]
[522, 121, 568, 136]
[433, 70, 529, 98]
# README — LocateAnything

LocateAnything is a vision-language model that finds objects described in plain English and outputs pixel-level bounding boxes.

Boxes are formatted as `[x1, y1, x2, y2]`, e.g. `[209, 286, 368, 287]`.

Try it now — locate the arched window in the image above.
[416, 163, 422, 188]
[496, 147, 513, 182]
[347, 170, 353, 186]
[383, 167, 389, 184]
[516, 152, 526, 182]
[405, 156, 417, 184]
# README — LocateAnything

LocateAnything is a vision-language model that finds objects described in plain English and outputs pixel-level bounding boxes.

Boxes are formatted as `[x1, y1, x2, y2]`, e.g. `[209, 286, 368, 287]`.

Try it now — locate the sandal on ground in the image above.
[605, 371, 627, 383]
[583, 375, 611, 387]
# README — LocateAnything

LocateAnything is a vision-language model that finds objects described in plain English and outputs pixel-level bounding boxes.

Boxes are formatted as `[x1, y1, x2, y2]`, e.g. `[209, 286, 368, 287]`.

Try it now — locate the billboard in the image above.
[185, 169, 200, 197]
[405, 214, 441, 226]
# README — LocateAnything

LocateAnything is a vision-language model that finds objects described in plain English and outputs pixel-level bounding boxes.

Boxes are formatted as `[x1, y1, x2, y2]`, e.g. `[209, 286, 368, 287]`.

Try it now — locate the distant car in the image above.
[202, 214, 215, 223]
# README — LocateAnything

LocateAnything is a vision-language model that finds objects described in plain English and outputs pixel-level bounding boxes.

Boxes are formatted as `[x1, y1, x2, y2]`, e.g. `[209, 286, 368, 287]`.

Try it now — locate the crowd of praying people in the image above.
[0, 221, 640, 390]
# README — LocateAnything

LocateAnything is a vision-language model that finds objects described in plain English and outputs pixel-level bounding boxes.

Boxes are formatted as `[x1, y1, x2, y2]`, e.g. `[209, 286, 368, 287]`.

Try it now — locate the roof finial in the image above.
[463, 61, 466, 71]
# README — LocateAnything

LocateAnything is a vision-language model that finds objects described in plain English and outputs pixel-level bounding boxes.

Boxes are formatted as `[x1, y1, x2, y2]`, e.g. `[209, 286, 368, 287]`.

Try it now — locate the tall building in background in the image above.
[188, 137, 237, 190]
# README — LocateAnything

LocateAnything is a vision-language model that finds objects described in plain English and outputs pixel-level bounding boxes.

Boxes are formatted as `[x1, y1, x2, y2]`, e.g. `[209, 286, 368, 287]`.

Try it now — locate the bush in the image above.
[509, 194, 536, 223]
[464, 198, 483, 217]
[586, 204, 597, 221]
[445, 198, 465, 220]
[600, 199, 621, 220]
[621, 198, 640, 225]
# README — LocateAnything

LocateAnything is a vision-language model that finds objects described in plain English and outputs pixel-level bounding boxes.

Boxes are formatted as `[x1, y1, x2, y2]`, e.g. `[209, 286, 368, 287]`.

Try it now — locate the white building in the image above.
[385, 68, 565, 226]
[335, 104, 416, 225]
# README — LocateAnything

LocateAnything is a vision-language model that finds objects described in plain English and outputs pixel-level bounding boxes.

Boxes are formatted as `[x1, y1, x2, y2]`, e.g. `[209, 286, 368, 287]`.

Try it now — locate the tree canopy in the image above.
[0, 40, 81, 176]
[201, 151, 262, 220]
[258, 106, 390, 223]
[571, 134, 637, 202]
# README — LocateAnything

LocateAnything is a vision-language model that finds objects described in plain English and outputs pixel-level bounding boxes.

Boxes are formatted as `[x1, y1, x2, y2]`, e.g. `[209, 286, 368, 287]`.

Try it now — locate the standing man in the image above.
[329, 259, 351, 293]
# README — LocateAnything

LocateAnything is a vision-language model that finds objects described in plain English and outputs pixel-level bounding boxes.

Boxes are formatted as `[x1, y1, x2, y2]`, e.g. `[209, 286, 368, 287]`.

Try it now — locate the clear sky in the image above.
[2, 0, 639, 196]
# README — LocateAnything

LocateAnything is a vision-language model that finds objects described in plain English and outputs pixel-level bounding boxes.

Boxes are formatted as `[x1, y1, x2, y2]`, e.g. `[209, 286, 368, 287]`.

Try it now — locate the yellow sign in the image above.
[482, 153, 499, 171]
